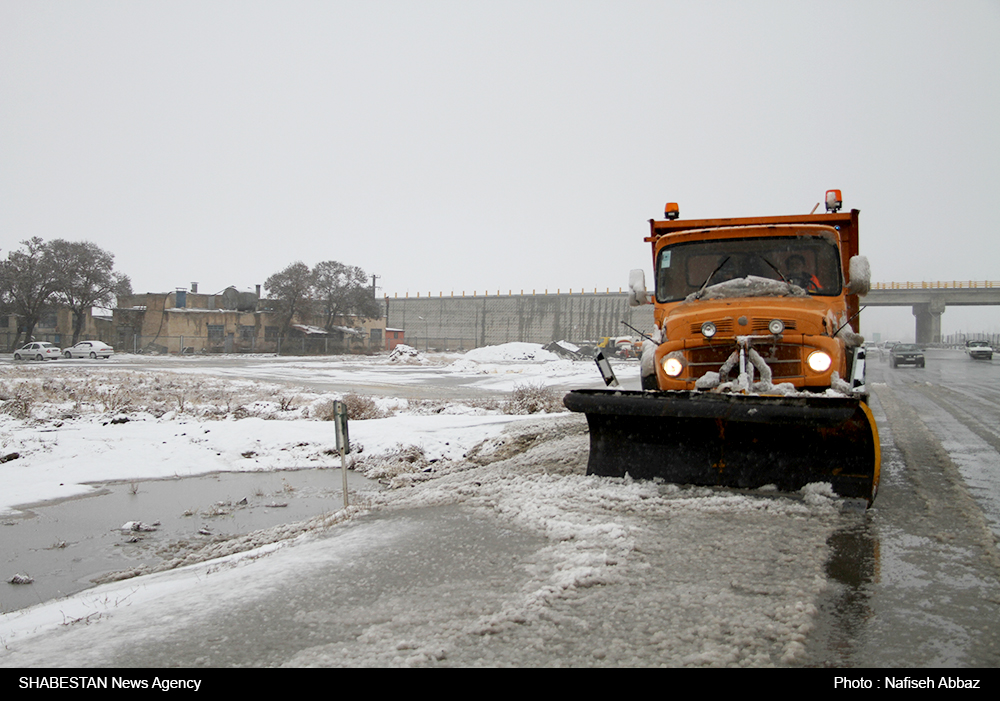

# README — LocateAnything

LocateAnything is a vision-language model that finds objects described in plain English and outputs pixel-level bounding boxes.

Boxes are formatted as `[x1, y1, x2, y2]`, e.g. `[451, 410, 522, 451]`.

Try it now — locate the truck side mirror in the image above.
[846, 255, 870, 296]
[628, 269, 651, 307]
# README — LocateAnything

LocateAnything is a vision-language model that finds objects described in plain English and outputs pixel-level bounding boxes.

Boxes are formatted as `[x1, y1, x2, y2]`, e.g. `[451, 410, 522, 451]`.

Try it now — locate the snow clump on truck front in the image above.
[686, 275, 809, 302]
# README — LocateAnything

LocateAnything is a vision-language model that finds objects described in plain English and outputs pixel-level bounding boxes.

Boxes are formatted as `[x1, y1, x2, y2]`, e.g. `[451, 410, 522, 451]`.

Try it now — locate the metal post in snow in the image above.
[334, 400, 350, 508]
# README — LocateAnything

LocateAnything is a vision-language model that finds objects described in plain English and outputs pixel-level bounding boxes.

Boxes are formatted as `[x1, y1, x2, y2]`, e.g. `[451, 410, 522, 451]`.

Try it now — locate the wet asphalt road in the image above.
[837, 348, 1000, 667]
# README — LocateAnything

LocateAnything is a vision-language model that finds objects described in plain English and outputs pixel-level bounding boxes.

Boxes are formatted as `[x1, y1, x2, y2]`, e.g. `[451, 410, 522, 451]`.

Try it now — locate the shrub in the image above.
[342, 392, 387, 420]
[502, 383, 565, 415]
[314, 393, 387, 421]
[1, 392, 33, 420]
[355, 444, 429, 482]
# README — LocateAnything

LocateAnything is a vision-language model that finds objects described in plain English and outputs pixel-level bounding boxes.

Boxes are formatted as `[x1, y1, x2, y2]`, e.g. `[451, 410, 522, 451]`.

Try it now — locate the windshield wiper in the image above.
[757, 255, 788, 283]
[694, 256, 730, 299]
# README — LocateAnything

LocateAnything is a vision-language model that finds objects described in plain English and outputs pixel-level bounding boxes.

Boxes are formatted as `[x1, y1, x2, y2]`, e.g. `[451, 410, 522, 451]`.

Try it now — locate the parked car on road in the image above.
[13, 342, 62, 361]
[62, 340, 114, 359]
[964, 340, 994, 360]
[890, 343, 925, 368]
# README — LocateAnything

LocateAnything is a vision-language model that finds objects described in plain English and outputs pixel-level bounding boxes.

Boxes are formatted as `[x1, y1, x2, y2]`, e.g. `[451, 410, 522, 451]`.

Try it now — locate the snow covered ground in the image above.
[0, 343, 626, 515]
[0, 344, 941, 667]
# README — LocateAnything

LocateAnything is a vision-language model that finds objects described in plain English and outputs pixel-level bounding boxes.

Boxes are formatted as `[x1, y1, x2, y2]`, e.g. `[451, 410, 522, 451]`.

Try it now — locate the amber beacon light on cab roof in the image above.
[565, 190, 881, 506]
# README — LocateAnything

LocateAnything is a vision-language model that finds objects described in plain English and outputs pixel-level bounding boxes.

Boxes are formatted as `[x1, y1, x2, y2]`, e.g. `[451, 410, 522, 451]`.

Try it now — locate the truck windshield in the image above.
[655, 234, 842, 302]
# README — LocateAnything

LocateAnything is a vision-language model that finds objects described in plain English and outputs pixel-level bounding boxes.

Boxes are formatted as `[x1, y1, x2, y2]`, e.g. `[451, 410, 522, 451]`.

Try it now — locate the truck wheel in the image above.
[641, 373, 658, 390]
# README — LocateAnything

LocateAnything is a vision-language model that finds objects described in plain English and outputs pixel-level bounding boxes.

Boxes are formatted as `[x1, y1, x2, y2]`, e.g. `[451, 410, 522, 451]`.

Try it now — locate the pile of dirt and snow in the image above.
[459, 342, 560, 364]
[387, 344, 428, 364]
[446, 343, 596, 390]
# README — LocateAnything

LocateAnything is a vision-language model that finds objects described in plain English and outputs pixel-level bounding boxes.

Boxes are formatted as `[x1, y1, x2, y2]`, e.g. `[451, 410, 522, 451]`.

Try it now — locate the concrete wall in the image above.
[384, 292, 656, 350]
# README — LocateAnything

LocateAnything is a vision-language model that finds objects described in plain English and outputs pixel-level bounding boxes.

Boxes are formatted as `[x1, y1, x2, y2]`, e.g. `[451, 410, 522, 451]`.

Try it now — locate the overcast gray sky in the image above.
[3, 1, 999, 339]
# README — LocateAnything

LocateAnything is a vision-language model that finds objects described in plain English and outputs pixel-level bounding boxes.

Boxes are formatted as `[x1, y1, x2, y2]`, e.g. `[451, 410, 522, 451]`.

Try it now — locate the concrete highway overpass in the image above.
[866, 281, 1000, 343]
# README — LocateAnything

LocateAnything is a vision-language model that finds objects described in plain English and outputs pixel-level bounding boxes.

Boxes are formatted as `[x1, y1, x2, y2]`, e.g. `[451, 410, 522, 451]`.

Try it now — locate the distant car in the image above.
[964, 340, 994, 360]
[13, 342, 62, 361]
[890, 343, 925, 368]
[62, 340, 114, 359]
[878, 340, 899, 359]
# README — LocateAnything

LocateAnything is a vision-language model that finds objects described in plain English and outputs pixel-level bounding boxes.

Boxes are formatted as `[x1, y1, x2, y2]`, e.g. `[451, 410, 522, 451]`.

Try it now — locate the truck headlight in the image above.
[662, 356, 684, 377]
[768, 319, 784, 335]
[700, 321, 716, 339]
[807, 350, 832, 372]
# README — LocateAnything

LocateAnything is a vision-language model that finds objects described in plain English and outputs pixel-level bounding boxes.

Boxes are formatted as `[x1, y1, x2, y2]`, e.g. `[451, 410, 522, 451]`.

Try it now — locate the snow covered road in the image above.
[1, 347, 998, 667]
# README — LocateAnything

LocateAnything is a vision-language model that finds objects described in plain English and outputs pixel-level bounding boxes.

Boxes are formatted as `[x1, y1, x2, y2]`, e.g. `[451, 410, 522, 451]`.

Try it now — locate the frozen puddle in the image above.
[1, 468, 373, 614]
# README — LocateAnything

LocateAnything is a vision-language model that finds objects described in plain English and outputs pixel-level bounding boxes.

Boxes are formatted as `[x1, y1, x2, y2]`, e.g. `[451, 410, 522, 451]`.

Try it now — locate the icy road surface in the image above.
[1, 347, 998, 667]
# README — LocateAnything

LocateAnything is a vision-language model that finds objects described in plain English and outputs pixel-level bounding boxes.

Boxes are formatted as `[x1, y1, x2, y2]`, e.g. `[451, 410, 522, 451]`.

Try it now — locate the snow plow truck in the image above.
[564, 190, 881, 506]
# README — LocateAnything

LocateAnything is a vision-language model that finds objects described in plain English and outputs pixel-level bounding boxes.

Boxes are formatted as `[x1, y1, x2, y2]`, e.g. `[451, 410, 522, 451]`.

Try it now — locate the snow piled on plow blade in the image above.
[564, 389, 880, 506]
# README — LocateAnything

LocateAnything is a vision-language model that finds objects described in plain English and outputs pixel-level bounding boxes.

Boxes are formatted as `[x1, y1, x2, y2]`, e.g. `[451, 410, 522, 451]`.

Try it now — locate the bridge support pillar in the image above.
[912, 299, 945, 344]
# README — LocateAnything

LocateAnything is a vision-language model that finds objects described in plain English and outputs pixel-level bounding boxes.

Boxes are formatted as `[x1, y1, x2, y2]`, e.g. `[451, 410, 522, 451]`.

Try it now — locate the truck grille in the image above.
[751, 318, 797, 333]
[690, 319, 735, 335]
[687, 343, 803, 380]
[689, 318, 798, 336]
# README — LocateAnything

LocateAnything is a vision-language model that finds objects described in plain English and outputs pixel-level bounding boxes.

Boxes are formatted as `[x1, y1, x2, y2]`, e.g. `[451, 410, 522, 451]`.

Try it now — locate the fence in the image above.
[941, 332, 1000, 347]
[111, 334, 377, 356]
[872, 281, 1000, 289]
[3, 332, 109, 352]
[3, 332, 380, 356]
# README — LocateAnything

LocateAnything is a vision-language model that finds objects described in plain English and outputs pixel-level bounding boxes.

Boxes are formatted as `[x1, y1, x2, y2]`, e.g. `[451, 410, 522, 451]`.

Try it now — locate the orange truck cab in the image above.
[636, 200, 868, 394]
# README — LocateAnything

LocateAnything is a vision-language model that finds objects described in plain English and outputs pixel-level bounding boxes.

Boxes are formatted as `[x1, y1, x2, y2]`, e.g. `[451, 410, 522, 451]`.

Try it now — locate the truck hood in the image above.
[664, 293, 842, 339]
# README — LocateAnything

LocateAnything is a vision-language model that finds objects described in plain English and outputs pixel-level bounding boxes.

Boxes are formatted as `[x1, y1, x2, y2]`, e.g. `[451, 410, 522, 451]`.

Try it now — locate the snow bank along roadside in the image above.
[0, 348, 580, 516]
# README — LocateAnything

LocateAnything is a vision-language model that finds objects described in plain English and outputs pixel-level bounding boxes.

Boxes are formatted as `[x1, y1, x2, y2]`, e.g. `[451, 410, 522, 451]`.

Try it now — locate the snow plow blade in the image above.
[564, 389, 880, 505]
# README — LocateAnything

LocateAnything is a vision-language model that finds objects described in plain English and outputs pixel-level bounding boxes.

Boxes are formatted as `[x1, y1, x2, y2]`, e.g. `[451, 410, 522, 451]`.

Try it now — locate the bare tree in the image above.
[313, 260, 382, 331]
[49, 240, 132, 345]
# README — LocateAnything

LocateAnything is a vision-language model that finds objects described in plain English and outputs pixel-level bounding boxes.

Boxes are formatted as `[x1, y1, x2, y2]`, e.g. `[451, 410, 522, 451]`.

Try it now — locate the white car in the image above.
[62, 340, 115, 359]
[965, 340, 993, 360]
[13, 342, 62, 361]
